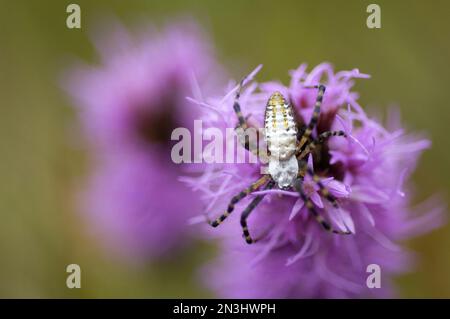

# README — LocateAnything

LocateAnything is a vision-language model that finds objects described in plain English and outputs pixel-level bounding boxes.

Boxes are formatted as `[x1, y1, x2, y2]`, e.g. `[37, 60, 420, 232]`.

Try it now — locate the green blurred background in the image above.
[0, 0, 449, 298]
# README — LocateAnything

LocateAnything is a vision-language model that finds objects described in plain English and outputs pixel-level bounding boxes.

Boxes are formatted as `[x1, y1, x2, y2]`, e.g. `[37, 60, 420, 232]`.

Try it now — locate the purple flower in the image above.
[64, 20, 223, 259]
[186, 63, 445, 297]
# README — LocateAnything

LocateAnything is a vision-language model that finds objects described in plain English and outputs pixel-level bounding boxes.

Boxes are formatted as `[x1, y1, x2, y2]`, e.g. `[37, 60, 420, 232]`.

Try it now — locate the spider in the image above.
[208, 74, 352, 244]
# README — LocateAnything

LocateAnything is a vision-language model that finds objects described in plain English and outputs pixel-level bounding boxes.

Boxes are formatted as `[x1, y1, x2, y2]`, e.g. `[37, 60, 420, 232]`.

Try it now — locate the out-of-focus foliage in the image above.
[0, 0, 448, 297]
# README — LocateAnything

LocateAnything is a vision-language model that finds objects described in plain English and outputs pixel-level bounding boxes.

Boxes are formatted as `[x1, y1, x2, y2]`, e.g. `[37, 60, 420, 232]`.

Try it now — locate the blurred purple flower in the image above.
[186, 63, 445, 297]
[64, 20, 223, 259]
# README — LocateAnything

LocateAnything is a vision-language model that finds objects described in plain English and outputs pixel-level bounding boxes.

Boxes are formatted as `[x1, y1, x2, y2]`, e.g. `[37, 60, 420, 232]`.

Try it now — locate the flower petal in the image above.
[324, 179, 351, 198]
[338, 208, 355, 234]
[350, 185, 390, 203]
[289, 198, 305, 221]
[286, 233, 313, 266]
[310, 192, 324, 208]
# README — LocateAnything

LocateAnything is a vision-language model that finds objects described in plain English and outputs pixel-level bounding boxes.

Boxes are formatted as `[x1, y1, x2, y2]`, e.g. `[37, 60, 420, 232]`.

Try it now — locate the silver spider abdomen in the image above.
[264, 92, 297, 160]
[264, 92, 299, 188]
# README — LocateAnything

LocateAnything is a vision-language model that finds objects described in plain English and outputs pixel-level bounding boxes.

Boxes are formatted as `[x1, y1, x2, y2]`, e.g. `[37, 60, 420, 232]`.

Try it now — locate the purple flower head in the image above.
[187, 63, 445, 297]
[64, 20, 223, 259]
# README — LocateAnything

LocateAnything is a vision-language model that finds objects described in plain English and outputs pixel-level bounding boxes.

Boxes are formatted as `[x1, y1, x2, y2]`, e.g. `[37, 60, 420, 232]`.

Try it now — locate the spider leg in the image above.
[232, 77, 266, 161]
[298, 84, 326, 150]
[296, 131, 347, 208]
[208, 175, 269, 227]
[294, 161, 351, 235]
[297, 130, 347, 159]
[293, 177, 351, 235]
[240, 180, 275, 244]
[305, 166, 340, 209]
[233, 77, 248, 129]
[297, 159, 342, 209]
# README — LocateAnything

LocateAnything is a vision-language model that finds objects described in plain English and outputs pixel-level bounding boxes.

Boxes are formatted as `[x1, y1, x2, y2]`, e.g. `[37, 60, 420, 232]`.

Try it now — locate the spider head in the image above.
[267, 91, 286, 106]
[268, 155, 299, 189]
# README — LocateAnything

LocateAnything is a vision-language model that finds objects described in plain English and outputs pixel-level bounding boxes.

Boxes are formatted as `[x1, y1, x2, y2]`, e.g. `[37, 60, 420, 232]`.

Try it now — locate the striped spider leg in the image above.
[232, 76, 268, 162]
[240, 180, 276, 244]
[208, 175, 270, 228]
[297, 130, 347, 159]
[207, 76, 270, 242]
[293, 84, 351, 234]
[294, 160, 351, 235]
